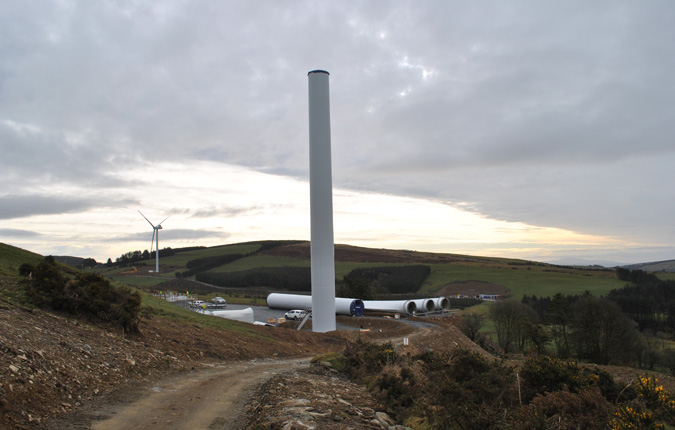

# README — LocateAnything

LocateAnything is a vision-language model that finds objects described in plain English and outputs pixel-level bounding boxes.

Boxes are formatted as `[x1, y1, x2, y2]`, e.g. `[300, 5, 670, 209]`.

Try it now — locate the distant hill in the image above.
[91, 240, 626, 300]
[52, 255, 98, 269]
[623, 259, 675, 273]
[1, 240, 645, 299]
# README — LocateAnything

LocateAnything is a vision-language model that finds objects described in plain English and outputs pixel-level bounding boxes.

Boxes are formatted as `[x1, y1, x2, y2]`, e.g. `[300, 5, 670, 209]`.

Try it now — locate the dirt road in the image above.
[91, 358, 309, 430]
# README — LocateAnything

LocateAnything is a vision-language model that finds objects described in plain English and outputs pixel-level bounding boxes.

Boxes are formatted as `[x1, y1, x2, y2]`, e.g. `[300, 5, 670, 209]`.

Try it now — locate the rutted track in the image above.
[91, 358, 309, 430]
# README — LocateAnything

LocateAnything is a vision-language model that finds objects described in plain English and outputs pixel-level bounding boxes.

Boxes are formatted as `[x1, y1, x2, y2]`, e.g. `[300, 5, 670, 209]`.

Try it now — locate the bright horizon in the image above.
[2, 161, 640, 266]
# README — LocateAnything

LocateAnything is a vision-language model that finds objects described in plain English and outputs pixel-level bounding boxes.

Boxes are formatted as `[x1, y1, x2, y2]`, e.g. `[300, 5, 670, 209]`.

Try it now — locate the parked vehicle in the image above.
[212, 297, 227, 305]
[191, 300, 206, 308]
[284, 310, 307, 321]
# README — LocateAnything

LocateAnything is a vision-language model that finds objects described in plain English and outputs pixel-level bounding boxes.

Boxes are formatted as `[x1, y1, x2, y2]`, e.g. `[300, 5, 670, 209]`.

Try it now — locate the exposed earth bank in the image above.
[1, 278, 478, 430]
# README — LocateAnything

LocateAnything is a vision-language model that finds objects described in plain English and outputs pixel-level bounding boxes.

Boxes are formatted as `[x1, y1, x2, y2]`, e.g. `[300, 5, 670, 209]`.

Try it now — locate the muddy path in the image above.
[34, 319, 444, 430]
[89, 358, 308, 430]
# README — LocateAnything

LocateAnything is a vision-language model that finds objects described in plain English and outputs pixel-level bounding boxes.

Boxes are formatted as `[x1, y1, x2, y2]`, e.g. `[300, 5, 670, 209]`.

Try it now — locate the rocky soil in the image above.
[2, 272, 461, 429]
[240, 316, 487, 430]
[0, 275, 355, 429]
[244, 365, 410, 430]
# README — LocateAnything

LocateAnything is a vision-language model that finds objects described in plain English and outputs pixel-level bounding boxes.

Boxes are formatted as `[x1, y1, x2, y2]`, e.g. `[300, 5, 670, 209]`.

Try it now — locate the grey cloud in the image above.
[0, 194, 138, 220]
[190, 206, 265, 218]
[0, 228, 41, 238]
[2, 1, 675, 262]
[106, 229, 229, 243]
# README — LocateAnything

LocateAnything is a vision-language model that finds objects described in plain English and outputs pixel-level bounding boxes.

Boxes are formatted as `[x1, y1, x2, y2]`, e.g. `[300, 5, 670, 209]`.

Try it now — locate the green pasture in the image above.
[140, 292, 269, 336]
[106, 252, 627, 301]
[208, 254, 310, 272]
[64, 240, 632, 300]
[159, 242, 262, 267]
[0, 243, 44, 276]
[206, 254, 430, 278]
[422, 263, 623, 300]
[656, 272, 675, 281]
[106, 275, 171, 289]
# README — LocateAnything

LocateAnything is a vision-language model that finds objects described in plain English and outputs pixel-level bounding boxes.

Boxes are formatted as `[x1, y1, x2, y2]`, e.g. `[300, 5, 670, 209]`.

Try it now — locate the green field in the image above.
[0, 243, 44, 276]
[423, 262, 623, 300]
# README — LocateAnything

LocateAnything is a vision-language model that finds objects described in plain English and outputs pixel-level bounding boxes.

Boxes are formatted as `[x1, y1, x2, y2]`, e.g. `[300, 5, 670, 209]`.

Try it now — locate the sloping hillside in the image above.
[624, 259, 675, 273]
[0, 243, 352, 428]
[99, 241, 625, 300]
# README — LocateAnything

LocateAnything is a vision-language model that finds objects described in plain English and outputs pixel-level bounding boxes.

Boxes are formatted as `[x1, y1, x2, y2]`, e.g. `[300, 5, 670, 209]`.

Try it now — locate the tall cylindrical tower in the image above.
[308, 70, 336, 332]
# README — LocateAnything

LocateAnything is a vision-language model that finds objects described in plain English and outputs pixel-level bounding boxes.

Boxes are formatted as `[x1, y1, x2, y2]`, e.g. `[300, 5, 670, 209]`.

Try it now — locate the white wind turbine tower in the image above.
[138, 211, 169, 273]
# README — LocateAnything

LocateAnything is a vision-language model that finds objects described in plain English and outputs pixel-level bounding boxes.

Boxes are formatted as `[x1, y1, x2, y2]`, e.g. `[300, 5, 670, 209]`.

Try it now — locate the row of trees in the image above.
[608, 269, 675, 332]
[473, 269, 675, 367]
[490, 294, 645, 365]
[196, 267, 312, 291]
[340, 265, 431, 299]
[113, 248, 175, 265]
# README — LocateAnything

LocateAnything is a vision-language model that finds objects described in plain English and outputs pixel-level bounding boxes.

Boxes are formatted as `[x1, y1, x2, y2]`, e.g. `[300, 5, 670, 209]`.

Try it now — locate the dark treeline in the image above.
[176, 254, 245, 278]
[493, 294, 645, 366]
[608, 268, 675, 332]
[196, 267, 312, 292]
[114, 248, 175, 265]
[344, 265, 431, 295]
[508, 268, 675, 368]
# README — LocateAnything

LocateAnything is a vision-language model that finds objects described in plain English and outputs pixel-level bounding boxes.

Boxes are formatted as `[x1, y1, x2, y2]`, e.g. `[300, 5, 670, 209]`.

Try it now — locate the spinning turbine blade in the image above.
[150, 229, 156, 253]
[138, 210, 155, 227]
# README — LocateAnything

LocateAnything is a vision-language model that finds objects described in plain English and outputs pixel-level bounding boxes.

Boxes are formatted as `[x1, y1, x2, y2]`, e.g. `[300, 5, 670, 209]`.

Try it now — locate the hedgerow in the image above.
[196, 267, 312, 291]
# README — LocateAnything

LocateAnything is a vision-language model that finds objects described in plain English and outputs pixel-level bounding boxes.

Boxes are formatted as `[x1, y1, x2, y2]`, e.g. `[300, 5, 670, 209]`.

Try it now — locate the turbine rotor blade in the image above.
[158, 216, 169, 226]
[138, 210, 155, 227]
[151, 229, 156, 253]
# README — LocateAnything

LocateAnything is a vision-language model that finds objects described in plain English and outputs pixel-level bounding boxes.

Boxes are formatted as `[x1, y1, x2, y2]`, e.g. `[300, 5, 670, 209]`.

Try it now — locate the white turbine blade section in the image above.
[138, 210, 155, 227]
[158, 216, 169, 226]
[362, 300, 417, 316]
[266, 293, 364, 317]
[150, 229, 156, 253]
[308, 69, 336, 333]
[412, 298, 436, 313]
[211, 308, 254, 324]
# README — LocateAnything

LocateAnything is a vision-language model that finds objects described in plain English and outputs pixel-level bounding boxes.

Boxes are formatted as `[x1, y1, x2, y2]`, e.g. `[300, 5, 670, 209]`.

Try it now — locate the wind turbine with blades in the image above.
[138, 210, 169, 273]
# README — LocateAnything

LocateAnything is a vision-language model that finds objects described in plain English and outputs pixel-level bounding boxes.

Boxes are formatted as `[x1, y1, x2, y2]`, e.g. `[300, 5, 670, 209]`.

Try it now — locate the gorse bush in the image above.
[335, 340, 675, 429]
[520, 355, 620, 403]
[23, 257, 142, 333]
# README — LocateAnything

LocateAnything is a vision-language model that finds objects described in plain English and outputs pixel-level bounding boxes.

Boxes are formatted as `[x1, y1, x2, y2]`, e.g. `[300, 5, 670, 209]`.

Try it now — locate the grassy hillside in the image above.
[0, 242, 44, 276]
[625, 259, 675, 273]
[91, 240, 626, 300]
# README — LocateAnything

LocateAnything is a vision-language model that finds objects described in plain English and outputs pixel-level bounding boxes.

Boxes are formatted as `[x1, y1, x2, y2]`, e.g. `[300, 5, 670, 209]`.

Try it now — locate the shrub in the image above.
[25, 257, 142, 333]
[519, 355, 621, 403]
[516, 388, 611, 430]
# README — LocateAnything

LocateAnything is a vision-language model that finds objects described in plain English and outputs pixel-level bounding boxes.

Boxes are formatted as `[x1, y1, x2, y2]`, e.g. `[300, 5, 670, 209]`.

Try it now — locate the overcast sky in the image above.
[1, 1, 674, 266]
